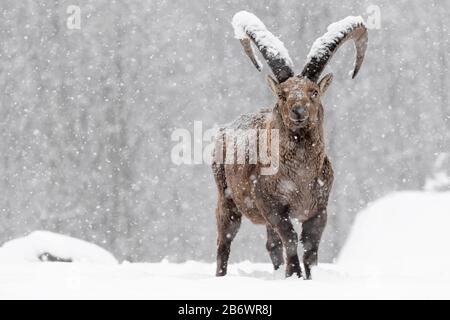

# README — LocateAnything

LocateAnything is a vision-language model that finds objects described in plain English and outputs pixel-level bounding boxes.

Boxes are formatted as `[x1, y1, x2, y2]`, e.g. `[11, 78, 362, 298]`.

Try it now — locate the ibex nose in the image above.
[292, 107, 308, 122]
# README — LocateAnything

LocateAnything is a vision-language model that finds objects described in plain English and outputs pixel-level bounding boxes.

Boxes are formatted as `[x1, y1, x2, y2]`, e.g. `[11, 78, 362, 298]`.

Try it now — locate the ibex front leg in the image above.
[266, 226, 283, 270]
[257, 198, 301, 278]
[301, 208, 327, 280]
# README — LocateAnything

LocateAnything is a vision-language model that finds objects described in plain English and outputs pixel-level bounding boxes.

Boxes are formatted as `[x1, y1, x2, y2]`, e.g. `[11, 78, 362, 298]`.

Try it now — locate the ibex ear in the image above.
[318, 73, 333, 95]
[266, 74, 281, 98]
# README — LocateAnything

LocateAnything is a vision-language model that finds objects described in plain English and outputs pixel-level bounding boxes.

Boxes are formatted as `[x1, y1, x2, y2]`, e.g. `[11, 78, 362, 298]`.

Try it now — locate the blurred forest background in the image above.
[0, 0, 448, 262]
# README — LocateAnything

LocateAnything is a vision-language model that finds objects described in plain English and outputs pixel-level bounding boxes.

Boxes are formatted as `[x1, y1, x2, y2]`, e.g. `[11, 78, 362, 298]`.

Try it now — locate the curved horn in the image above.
[301, 16, 368, 82]
[232, 11, 294, 83]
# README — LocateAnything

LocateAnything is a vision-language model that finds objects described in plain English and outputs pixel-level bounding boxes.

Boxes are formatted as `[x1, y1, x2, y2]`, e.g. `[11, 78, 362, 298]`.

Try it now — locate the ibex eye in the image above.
[311, 90, 319, 98]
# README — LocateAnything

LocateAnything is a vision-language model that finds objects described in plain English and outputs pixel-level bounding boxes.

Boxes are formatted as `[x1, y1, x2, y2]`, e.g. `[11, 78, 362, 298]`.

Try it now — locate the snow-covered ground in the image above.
[0, 191, 449, 299]
[0, 260, 449, 299]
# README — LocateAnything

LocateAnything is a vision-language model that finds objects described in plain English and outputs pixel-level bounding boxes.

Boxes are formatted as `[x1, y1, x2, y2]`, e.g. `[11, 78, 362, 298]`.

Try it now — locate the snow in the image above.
[1, 192, 450, 299]
[306, 16, 365, 61]
[0, 260, 448, 299]
[232, 11, 293, 69]
[338, 191, 450, 278]
[2, 2, 448, 269]
[425, 153, 450, 191]
[0, 231, 118, 265]
[425, 172, 450, 191]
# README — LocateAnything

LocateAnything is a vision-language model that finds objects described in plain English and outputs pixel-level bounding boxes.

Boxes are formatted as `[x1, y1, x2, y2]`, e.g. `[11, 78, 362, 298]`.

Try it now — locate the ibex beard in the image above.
[212, 11, 368, 279]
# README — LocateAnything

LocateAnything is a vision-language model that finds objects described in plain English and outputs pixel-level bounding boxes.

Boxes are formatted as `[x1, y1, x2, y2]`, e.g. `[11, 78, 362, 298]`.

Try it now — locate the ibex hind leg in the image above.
[213, 162, 242, 277]
[266, 225, 283, 270]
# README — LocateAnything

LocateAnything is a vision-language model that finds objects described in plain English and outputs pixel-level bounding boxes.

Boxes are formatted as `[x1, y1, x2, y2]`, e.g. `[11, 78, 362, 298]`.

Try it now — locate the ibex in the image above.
[212, 11, 368, 279]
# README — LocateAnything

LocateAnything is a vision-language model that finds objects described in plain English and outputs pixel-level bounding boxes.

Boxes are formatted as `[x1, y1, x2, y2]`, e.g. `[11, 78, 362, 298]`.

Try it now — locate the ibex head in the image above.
[232, 11, 368, 132]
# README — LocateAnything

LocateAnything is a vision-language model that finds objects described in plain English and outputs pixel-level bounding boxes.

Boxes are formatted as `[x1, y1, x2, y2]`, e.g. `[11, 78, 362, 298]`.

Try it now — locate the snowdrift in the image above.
[338, 191, 450, 278]
[0, 231, 117, 264]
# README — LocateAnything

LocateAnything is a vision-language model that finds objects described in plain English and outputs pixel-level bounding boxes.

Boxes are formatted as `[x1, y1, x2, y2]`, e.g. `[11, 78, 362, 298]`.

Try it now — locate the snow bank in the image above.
[232, 11, 293, 69]
[338, 191, 450, 278]
[306, 16, 365, 60]
[0, 231, 117, 264]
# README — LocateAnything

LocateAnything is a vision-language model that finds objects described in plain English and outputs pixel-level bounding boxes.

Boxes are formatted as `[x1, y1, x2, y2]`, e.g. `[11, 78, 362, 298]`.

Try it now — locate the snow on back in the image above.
[338, 191, 450, 278]
[232, 11, 293, 68]
[306, 16, 365, 61]
[0, 231, 118, 264]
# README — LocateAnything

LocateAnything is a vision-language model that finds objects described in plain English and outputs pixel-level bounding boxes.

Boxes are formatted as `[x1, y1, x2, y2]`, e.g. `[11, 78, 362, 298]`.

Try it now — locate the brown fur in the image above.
[212, 75, 334, 279]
